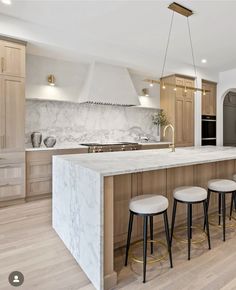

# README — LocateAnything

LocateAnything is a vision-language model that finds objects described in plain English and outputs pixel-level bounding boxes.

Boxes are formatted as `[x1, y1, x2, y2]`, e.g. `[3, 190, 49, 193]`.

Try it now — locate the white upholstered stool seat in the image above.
[208, 179, 236, 192]
[129, 194, 168, 214]
[173, 186, 207, 202]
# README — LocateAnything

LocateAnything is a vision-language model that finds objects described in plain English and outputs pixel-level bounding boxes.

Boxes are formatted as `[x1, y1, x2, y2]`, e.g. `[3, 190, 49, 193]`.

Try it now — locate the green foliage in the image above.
[152, 110, 169, 126]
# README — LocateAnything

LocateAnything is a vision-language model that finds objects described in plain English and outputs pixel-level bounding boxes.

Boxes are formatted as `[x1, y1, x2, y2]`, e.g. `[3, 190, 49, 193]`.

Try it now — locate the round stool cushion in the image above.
[208, 179, 236, 192]
[129, 194, 168, 214]
[173, 186, 207, 202]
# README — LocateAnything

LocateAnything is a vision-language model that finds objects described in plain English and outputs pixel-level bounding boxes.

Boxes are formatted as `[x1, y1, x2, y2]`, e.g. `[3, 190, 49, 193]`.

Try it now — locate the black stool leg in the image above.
[163, 210, 173, 268]
[150, 216, 154, 255]
[222, 193, 226, 242]
[143, 216, 148, 283]
[170, 199, 177, 246]
[218, 193, 222, 226]
[203, 200, 211, 250]
[190, 203, 192, 239]
[187, 203, 191, 260]
[204, 189, 211, 230]
[125, 212, 134, 266]
[230, 192, 234, 220]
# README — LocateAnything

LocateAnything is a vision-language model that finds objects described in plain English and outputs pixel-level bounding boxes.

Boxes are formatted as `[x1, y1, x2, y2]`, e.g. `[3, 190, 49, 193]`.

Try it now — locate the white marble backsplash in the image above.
[25, 100, 159, 147]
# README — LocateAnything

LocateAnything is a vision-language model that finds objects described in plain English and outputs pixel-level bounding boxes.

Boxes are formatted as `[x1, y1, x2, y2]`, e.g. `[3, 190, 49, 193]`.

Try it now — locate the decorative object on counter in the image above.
[152, 110, 169, 136]
[43, 136, 56, 148]
[47, 74, 56, 86]
[31, 132, 42, 148]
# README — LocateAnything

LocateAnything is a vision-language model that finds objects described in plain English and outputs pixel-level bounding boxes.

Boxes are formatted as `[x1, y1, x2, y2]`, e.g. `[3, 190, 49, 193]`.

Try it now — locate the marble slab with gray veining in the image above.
[52, 145, 236, 290]
[54, 146, 236, 176]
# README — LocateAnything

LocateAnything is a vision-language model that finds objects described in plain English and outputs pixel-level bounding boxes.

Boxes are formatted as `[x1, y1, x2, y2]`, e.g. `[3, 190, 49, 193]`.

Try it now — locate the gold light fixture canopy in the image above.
[48, 74, 56, 86]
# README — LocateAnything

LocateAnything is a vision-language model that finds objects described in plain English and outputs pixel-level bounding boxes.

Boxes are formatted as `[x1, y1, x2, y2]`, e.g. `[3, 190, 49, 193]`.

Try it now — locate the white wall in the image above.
[26, 54, 160, 108]
[217, 68, 236, 145]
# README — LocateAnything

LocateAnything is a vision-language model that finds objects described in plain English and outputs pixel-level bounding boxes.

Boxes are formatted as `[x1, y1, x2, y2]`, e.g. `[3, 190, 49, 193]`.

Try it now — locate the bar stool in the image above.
[124, 194, 173, 283]
[230, 175, 236, 218]
[207, 179, 236, 241]
[170, 186, 211, 260]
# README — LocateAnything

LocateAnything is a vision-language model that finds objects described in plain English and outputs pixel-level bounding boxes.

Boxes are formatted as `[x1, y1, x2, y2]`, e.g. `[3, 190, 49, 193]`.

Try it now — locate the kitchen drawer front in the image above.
[0, 163, 24, 184]
[0, 152, 25, 165]
[27, 160, 52, 180]
[27, 178, 52, 197]
[0, 182, 25, 201]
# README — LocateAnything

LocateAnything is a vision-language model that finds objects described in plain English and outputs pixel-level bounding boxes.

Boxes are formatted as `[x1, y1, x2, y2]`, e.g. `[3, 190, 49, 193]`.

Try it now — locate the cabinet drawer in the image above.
[0, 182, 25, 201]
[0, 152, 25, 164]
[27, 161, 52, 180]
[27, 179, 52, 197]
[0, 163, 24, 184]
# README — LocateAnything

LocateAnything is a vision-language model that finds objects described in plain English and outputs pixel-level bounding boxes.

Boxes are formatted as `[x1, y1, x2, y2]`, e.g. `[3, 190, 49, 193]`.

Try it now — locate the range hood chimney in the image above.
[78, 62, 140, 106]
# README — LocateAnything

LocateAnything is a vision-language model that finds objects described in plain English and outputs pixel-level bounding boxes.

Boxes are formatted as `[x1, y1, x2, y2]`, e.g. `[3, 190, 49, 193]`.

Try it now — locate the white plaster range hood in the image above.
[78, 62, 140, 106]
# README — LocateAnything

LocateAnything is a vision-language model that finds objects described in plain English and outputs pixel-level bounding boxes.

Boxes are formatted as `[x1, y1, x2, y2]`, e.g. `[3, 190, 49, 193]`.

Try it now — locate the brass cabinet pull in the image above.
[1, 57, 4, 73]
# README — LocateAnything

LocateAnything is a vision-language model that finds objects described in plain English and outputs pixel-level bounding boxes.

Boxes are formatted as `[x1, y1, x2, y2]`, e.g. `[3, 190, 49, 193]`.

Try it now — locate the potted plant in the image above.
[152, 110, 169, 136]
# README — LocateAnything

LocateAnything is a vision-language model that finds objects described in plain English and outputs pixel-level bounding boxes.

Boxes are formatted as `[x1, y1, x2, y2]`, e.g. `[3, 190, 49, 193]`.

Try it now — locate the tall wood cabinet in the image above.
[202, 80, 217, 116]
[0, 38, 26, 207]
[160, 74, 195, 147]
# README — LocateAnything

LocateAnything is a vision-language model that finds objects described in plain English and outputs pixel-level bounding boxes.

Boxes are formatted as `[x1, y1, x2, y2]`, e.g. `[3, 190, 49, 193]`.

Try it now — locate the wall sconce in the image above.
[142, 88, 149, 97]
[47, 74, 56, 86]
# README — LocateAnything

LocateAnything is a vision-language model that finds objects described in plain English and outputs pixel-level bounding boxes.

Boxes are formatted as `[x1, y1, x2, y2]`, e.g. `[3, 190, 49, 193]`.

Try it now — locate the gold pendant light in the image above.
[145, 2, 210, 94]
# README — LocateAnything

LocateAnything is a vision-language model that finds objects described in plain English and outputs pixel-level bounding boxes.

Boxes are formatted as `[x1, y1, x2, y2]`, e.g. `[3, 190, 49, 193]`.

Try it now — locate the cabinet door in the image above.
[4, 76, 25, 151]
[0, 41, 25, 77]
[202, 81, 216, 116]
[184, 79, 194, 146]
[0, 77, 5, 150]
[175, 77, 185, 146]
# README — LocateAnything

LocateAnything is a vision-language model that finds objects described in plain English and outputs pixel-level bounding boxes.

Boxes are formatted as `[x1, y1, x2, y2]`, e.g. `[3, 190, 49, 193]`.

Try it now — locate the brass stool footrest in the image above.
[209, 213, 236, 228]
[173, 225, 207, 244]
[130, 240, 168, 265]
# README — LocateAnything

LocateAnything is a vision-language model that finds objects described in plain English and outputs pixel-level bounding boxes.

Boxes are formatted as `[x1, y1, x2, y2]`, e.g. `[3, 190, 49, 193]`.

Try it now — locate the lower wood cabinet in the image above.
[0, 152, 25, 206]
[140, 143, 169, 150]
[26, 148, 88, 200]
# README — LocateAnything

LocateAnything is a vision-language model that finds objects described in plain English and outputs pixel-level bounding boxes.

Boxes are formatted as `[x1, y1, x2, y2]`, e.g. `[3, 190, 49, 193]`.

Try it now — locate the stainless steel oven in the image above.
[202, 115, 216, 146]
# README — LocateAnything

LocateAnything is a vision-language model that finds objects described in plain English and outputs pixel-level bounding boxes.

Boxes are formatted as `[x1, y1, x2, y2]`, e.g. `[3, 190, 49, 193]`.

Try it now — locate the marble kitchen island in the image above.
[52, 146, 236, 290]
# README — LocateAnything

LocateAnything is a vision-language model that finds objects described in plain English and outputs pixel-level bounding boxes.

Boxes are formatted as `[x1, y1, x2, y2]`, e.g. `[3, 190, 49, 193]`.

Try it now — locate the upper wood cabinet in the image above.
[0, 76, 25, 152]
[202, 80, 217, 116]
[0, 40, 25, 78]
[160, 74, 194, 147]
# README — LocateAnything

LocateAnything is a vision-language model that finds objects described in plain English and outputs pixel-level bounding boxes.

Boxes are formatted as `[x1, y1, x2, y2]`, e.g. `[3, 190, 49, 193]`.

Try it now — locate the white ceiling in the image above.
[0, 0, 235, 76]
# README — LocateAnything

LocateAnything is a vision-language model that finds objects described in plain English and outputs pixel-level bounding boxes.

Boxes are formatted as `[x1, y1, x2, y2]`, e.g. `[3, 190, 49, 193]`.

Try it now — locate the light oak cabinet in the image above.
[0, 152, 25, 207]
[0, 40, 25, 78]
[0, 76, 25, 151]
[202, 80, 217, 116]
[26, 148, 88, 200]
[0, 38, 26, 205]
[160, 74, 194, 147]
[140, 143, 169, 150]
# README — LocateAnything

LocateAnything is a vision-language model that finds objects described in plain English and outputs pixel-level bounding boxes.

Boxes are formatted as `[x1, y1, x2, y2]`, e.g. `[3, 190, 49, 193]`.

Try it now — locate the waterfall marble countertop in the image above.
[53, 146, 236, 176]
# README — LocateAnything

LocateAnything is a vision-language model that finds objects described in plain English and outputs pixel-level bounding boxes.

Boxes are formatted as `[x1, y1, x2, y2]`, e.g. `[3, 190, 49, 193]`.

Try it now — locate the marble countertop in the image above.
[53, 146, 236, 176]
[25, 141, 170, 151]
[25, 144, 88, 151]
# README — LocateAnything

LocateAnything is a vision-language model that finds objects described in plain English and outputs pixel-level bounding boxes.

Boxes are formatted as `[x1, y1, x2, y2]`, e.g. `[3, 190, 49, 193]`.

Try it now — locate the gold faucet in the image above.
[163, 124, 175, 152]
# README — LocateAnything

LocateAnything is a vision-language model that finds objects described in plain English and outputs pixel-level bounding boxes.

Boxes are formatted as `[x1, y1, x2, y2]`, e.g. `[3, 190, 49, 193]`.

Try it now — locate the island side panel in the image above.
[52, 156, 103, 290]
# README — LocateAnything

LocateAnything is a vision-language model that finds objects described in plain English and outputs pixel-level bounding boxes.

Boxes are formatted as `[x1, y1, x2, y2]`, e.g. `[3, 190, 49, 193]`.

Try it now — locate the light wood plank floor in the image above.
[1, 199, 236, 290]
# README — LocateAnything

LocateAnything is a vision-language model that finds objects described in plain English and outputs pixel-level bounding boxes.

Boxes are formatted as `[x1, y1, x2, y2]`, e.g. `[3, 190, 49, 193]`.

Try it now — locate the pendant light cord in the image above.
[187, 17, 198, 88]
[161, 11, 175, 78]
